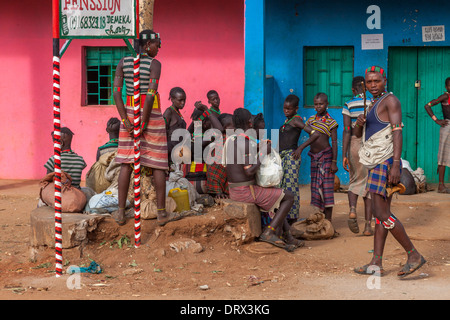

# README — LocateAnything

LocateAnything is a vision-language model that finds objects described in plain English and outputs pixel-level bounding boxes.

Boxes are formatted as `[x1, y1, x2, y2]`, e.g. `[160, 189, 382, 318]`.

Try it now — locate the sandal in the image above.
[157, 211, 183, 226]
[258, 232, 296, 252]
[397, 256, 427, 278]
[437, 187, 450, 194]
[354, 264, 384, 276]
[282, 231, 305, 249]
[347, 207, 359, 234]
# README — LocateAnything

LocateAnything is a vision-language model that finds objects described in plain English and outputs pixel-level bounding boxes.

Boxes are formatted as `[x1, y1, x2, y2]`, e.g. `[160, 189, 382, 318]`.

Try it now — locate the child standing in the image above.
[206, 90, 222, 116]
[163, 87, 187, 161]
[278, 95, 306, 224]
[294, 93, 338, 223]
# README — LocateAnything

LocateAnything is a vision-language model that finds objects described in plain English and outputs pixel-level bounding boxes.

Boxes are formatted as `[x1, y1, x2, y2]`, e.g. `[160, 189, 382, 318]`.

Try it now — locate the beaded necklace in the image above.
[210, 107, 221, 115]
[281, 115, 300, 131]
[315, 112, 330, 123]
[238, 133, 260, 144]
[170, 105, 184, 120]
[371, 90, 387, 104]
[108, 138, 118, 144]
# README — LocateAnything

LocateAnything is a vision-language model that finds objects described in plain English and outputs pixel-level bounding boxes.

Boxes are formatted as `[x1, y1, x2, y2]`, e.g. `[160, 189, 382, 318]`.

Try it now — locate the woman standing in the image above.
[113, 30, 181, 226]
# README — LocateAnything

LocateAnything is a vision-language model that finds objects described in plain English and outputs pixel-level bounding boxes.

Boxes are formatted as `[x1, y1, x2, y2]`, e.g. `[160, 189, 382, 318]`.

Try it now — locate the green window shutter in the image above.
[304, 47, 354, 107]
[85, 47, 132, 105]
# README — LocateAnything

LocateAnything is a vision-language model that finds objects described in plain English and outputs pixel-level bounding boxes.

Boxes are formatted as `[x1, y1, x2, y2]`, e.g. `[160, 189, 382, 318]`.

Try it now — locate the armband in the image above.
[147, 88, 157, 97]
[140, 121, 148, 131]
[198, 110, 211, 121]
[122, 118, 131, 127]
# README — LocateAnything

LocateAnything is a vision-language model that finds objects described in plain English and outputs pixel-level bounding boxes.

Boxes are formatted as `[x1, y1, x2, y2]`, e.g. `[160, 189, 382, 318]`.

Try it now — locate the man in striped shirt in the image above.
[342, 76, 373, 236]
[44, 127, 87, 189]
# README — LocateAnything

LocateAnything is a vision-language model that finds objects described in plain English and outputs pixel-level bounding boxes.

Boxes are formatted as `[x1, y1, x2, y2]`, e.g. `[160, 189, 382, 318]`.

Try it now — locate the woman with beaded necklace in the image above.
[113, 30, 182, 226]
[163, 87, 187, 161]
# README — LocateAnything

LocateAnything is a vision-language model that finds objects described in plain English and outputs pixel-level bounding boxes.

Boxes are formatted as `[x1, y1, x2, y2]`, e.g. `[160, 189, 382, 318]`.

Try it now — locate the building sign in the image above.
[361, 34, 384, 50]
[422, 25, 445, 42]
[60, 0, 137, 39]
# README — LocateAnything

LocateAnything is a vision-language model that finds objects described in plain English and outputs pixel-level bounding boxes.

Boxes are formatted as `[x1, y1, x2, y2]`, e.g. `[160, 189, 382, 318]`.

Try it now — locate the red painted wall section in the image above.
[153, 0, 245, 119]
[0, 0, 244, 180]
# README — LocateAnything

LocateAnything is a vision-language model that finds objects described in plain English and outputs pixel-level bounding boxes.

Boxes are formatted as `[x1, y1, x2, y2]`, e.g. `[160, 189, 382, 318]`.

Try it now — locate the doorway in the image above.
[388, 46, 450, 183]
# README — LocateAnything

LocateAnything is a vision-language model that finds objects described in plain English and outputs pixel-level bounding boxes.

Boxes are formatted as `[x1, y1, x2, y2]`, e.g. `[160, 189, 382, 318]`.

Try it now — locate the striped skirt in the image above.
[278, 149, 301, 220]
[309, 146, 335, 211]
[115, 94, 169, 170]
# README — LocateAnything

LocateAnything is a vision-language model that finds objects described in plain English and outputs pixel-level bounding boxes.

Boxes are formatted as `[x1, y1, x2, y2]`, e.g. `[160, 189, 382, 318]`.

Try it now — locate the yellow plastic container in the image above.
[168, 187, 190, 212]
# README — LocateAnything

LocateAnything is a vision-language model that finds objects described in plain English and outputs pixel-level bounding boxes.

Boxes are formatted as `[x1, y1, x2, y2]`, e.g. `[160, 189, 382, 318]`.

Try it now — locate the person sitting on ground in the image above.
[223, 108, 303, 252]
[293, 93, 338, 228]
[96, 117, 120, 161]
[45, 127, 87, 189]
[44, 127, 94, 202]
[86, 117, 121, 194]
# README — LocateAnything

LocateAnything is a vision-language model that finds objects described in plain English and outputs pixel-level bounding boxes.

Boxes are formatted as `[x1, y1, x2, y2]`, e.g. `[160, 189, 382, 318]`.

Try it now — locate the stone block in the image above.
[221, 199, 262, 243]
[30, 206, 105, 249]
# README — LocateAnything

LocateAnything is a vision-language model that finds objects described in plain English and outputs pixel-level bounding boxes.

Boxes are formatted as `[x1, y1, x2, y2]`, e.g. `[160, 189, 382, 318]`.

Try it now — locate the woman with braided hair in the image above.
[113, 30, 182, 226]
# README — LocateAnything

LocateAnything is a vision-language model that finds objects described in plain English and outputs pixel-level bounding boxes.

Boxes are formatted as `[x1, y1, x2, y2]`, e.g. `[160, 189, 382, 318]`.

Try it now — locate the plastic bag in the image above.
[256, 149, 283, 187]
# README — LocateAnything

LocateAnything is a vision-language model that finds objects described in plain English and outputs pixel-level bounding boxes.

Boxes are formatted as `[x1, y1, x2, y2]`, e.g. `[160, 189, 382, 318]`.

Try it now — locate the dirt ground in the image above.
[0, 179, 449, 303]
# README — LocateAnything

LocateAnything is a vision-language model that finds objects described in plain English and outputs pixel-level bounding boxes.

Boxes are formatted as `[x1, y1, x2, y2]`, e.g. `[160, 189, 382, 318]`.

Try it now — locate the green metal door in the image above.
[388, 47, 450, 184]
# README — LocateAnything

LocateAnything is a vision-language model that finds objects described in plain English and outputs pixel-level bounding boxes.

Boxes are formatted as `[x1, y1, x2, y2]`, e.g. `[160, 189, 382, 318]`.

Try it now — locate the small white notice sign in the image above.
[422, 25, 445, 42]
[362, 34, 384, 50]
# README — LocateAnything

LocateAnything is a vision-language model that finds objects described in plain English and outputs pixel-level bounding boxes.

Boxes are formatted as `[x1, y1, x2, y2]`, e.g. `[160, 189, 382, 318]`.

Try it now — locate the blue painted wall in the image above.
[247, 0, 450, 184]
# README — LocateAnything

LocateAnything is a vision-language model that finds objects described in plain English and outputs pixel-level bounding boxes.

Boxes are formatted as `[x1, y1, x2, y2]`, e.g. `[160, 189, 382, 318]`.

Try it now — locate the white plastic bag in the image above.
[256, 149, 283, 187]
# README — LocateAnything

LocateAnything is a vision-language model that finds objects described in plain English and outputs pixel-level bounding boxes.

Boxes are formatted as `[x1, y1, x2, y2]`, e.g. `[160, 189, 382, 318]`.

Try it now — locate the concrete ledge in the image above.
[221, 199, 262, 244]
[30, 206, 105, 249]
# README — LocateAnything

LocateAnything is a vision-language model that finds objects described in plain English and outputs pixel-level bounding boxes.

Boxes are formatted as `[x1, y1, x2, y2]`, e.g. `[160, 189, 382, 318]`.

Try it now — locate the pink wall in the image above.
[0, 0, 244, 180]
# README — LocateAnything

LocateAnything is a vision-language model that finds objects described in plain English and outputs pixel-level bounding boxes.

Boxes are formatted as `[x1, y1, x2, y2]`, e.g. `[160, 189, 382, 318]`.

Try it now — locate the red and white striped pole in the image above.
[133, 38, 141, 248]
[52, 0, 63, 277]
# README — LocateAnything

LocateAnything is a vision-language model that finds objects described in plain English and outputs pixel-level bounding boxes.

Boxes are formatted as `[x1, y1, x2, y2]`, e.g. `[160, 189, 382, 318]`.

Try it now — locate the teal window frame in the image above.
[304, 46, 354, 108]
[83, 46, 132, 106]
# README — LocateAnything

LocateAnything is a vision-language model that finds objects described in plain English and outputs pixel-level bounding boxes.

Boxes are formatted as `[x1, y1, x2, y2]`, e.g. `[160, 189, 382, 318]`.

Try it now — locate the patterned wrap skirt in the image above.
[438, 123, 450, 167]
[279, 149, 301, 220]
[115, 94, 169, 171]
[366, 157, 402, 199]
[348, 136, 368, 197]
[309, 146, 335, 211]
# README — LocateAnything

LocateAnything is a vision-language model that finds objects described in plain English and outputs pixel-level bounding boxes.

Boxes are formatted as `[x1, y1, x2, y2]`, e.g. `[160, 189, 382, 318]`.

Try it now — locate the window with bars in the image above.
[304, 46, 354, 108]
[84, 46, 132, 106]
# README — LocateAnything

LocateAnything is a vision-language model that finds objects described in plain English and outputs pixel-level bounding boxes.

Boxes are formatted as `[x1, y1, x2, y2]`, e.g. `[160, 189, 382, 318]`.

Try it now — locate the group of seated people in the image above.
[41, 88, 339, 252]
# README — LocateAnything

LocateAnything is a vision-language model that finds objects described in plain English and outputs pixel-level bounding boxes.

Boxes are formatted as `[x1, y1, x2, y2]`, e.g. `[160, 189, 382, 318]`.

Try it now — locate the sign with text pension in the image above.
[60, 0, 137, 39]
